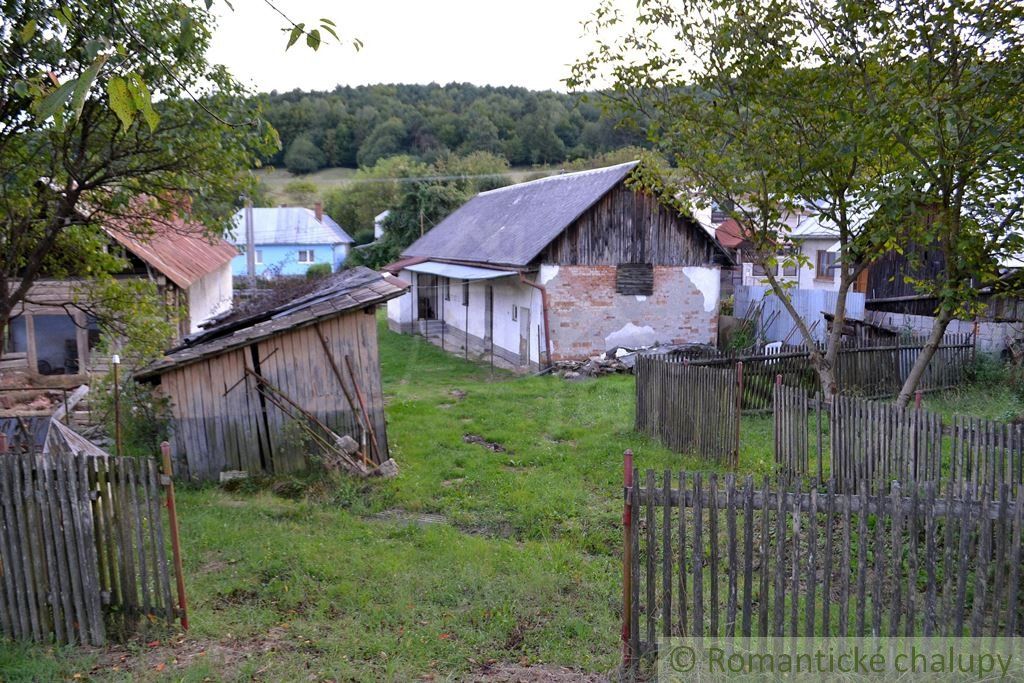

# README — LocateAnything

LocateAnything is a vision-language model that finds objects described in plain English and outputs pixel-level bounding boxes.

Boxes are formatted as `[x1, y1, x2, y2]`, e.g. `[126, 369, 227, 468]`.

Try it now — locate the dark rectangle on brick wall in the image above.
[616, 263, 654, 295]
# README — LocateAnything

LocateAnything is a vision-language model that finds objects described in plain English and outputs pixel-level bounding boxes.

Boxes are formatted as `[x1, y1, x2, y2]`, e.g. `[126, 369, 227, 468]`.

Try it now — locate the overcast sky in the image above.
[207, 0, 605, 94]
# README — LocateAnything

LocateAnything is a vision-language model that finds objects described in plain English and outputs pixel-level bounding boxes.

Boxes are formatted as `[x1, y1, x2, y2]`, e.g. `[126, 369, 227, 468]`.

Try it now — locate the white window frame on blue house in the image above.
[254, 249, 263, 265]
[297, 249, 315, 264]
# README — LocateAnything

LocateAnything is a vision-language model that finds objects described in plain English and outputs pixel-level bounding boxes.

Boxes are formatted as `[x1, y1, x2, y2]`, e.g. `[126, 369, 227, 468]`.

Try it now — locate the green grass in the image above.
[0, 317, 1013, 681]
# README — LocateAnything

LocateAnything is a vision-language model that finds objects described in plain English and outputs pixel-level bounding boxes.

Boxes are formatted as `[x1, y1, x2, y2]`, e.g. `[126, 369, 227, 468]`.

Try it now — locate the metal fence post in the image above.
[0, 432, 6, 455]
[160, 441, 189, 630]
[622, 448, 634, 669]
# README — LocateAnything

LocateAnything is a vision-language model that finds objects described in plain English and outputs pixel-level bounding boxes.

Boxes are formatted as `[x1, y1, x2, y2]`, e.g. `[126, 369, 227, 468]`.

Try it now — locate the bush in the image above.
[95, 376, 173, 457]
[966, 352, 1007, 385]
[284, 135, 325, 174]
[306, 262, 332, 278]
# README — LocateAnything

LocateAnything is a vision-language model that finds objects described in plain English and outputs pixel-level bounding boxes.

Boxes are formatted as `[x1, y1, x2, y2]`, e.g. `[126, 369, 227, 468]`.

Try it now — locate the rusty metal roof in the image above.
[135, 267, 409, 379]
[106, 218, 239, 290]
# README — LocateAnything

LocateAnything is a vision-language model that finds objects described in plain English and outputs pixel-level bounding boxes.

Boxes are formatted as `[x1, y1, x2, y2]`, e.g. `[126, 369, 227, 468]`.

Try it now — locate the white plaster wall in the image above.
[740, 238, 839, 291]
[186, 262, 233, 332]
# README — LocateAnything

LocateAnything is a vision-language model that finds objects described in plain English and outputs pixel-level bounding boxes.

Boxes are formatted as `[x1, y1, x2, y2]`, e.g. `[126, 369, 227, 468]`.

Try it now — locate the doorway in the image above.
[417, 274, 439, 320]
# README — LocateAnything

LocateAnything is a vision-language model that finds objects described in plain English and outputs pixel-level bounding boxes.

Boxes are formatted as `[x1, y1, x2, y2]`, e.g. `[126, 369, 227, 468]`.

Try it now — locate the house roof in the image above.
[715, 219, 747, 249]
[106, 218, 239, 290]
[228, 207, 354, 246]
[135, 266, 408, 380]
[381, 256, 428, 274]
[401, 162, 642, 267]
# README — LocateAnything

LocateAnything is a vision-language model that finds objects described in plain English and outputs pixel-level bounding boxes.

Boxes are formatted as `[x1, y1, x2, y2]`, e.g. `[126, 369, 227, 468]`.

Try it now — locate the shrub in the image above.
[284, 135, 325, 174]
[306, 262, 332, 278]
[95, 376, 173, 457]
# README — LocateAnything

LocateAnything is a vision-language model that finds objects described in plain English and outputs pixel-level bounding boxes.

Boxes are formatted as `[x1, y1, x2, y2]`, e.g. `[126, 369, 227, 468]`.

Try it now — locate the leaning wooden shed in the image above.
[136, 267, 409, 481]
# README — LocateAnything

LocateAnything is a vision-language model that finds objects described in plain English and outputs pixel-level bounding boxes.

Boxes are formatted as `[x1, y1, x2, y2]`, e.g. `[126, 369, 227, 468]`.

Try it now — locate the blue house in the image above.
[228, 204, 354, 277]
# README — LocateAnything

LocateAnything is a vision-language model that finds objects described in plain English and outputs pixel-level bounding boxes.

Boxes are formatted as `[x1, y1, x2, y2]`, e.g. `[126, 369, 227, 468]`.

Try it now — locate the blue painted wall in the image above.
[231, 243, 349, 277]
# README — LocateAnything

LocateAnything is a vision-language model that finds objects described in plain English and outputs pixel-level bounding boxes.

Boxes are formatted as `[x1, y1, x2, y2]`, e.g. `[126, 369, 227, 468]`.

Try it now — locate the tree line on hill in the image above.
[257, 83, 649, 174]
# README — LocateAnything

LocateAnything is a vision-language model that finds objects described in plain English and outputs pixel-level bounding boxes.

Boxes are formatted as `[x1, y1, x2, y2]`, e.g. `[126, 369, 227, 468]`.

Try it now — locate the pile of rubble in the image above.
[550, 342, 720, 380]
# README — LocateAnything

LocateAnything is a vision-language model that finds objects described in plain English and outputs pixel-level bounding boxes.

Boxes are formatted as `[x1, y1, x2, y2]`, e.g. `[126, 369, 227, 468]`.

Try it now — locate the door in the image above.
[518, 307, 531, 367]
[416, 274, 438, 320]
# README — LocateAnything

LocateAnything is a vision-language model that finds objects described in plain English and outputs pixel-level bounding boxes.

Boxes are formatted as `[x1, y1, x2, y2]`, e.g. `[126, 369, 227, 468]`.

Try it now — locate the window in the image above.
[297, 250, 315, 264]
[254, 249, 263, 265]
[442, 278, 450, 301]
[615, 263, 654, 295]
[511, 305, 518, 321]
[816, 250, 837, 279]
[461, 279, 469, 306]
[777, 248, 798, 278]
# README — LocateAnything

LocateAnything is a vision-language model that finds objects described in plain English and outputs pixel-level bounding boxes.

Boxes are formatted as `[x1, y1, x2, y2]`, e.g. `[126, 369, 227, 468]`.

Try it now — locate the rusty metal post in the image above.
[0, 432, 7, 455]
[914, 389, 923, 411]
[160, 441, 189, 630]
[621, 448, 634, 668]
[734, 361, 744, 469]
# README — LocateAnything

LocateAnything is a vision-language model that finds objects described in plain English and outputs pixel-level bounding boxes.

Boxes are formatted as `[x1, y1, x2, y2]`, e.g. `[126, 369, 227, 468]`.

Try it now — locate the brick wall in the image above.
[542, 264, 720, 360]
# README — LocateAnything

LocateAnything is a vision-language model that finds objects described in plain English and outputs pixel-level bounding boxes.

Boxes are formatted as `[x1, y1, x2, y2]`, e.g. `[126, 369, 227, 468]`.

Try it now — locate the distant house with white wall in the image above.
[718, 213, 846, 292]
[229, 204, 354, 277]
[384, 162, 732, 369]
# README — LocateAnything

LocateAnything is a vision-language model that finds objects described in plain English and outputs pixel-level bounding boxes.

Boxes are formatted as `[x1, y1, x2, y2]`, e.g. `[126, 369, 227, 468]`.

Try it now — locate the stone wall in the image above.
[541, 264, 720, 361]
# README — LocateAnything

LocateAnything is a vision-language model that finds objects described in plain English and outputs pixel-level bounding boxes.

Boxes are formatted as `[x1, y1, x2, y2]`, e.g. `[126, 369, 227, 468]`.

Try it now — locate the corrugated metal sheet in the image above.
[405, 261, 516, 280]
[228, 207, 354, 246]
[136, 266, 408, 379]
[107, 219, 239, 290]
[735, 284, 866, 344]
[401, 162, 640, 267]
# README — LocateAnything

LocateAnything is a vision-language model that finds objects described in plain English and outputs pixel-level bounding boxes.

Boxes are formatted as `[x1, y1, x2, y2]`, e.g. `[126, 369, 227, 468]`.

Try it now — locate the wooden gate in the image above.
[0, 449, 185, 645]
[634, 355, 741, 467]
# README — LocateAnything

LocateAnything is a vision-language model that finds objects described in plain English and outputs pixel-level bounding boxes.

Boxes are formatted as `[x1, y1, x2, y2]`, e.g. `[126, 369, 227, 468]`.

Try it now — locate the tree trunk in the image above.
[894, 307, 953, 407]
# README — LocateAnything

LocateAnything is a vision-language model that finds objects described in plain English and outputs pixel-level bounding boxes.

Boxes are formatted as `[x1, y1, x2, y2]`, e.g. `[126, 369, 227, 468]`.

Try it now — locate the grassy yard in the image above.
[0, 320, 1013, 681]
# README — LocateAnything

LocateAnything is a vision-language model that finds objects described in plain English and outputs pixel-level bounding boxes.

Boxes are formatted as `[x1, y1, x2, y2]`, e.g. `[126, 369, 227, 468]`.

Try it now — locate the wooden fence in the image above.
[621, 463, 1024, 667]
[681, 334, 974, 411]
[634, 355, 740, 467]
[774, 391, 1024, 495]
[0, 448, 186, 645]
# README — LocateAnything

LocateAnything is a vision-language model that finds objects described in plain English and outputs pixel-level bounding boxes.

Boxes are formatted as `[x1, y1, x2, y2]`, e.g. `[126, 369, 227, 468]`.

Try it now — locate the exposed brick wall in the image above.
[543, 264, 720, 360]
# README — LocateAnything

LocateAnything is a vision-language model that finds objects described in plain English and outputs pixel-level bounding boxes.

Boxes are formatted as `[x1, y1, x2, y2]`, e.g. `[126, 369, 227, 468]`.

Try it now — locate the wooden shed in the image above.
[136, 267, 409, 481]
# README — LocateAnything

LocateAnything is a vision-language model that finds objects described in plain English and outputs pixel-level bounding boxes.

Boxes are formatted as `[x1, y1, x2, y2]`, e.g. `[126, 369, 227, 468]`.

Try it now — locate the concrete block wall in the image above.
[865, 310, 1024, 354]
[541, 264, 720, 361]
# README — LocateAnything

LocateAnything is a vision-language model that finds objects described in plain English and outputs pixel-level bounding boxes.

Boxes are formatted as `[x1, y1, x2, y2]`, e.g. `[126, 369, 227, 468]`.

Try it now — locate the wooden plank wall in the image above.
[163, 309, 387, 480]
[541, 182, 722, 266]
[625, 470, 1024, 665]
[0, 453, 175, 646]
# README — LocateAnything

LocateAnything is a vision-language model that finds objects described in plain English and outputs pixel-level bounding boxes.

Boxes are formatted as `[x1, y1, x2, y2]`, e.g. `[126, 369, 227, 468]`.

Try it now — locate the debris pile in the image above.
[549, 342, 721, 380]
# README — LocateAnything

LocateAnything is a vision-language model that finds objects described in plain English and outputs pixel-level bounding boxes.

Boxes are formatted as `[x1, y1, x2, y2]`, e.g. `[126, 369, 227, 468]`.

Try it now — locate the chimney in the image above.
[314, 201, 323, 223]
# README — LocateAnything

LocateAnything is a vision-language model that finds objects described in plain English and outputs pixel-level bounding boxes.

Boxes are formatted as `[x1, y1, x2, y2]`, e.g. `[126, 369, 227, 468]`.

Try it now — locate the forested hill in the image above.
[256, 83, 648, 173]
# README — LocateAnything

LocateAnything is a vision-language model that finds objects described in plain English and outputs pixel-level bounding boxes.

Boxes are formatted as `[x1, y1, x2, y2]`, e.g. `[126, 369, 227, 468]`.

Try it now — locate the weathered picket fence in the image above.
[774, 390, 1024, 495]
[621, 462, 1024, 668]
[634, 355, 740, 467]
[0, 445, 186, 645]
[680, 334, 974, 411]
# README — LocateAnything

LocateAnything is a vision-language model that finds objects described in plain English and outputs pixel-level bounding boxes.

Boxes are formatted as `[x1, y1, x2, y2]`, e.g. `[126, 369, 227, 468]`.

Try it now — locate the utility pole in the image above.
[245, 198, 256, 286]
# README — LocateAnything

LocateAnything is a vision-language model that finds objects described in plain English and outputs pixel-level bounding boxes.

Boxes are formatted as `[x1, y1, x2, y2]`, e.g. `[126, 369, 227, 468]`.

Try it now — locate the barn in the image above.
[385, 161, 732, 368]
[136, 267, 408, 481]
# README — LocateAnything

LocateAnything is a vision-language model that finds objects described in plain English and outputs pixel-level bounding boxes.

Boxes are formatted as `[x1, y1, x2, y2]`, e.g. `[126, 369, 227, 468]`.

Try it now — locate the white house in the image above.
[384, 162, 732, 369]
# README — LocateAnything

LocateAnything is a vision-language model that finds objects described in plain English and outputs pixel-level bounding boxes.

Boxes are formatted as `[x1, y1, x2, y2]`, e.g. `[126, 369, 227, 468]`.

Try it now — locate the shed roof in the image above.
[106, 218, 239, 290]
[228, 207, 354, 246]
[401, 162, 641, 267]
[136, 266, 408, 380]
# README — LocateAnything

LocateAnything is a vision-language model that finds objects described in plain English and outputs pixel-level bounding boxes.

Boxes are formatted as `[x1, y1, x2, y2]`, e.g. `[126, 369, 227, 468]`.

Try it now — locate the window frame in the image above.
[254, 249, 263, 265]
[511, 305, 518, 322]
[461, 279, 469, 306]
[442, 277, 450, 301]
[297, 249, 315, 264]
[816, 250, 837, 279]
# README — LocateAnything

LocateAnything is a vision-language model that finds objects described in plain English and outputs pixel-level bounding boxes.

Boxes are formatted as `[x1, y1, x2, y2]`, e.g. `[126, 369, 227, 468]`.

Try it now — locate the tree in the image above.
[571, 0, 1024, 403]
[0, 0, 275, 361]
[284, 134, 326, 174]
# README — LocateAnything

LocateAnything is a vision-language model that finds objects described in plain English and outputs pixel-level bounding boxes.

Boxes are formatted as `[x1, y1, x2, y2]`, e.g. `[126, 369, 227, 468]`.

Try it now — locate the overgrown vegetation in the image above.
[2, 317, 1018, 680]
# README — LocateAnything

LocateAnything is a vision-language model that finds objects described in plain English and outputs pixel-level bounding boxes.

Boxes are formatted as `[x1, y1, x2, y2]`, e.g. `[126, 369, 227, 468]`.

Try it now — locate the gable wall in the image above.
[540, 182, 719, 266]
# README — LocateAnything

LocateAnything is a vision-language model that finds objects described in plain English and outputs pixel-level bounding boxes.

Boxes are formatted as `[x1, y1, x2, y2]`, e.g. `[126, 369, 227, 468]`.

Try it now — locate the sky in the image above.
[207, 0, 607, 94]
